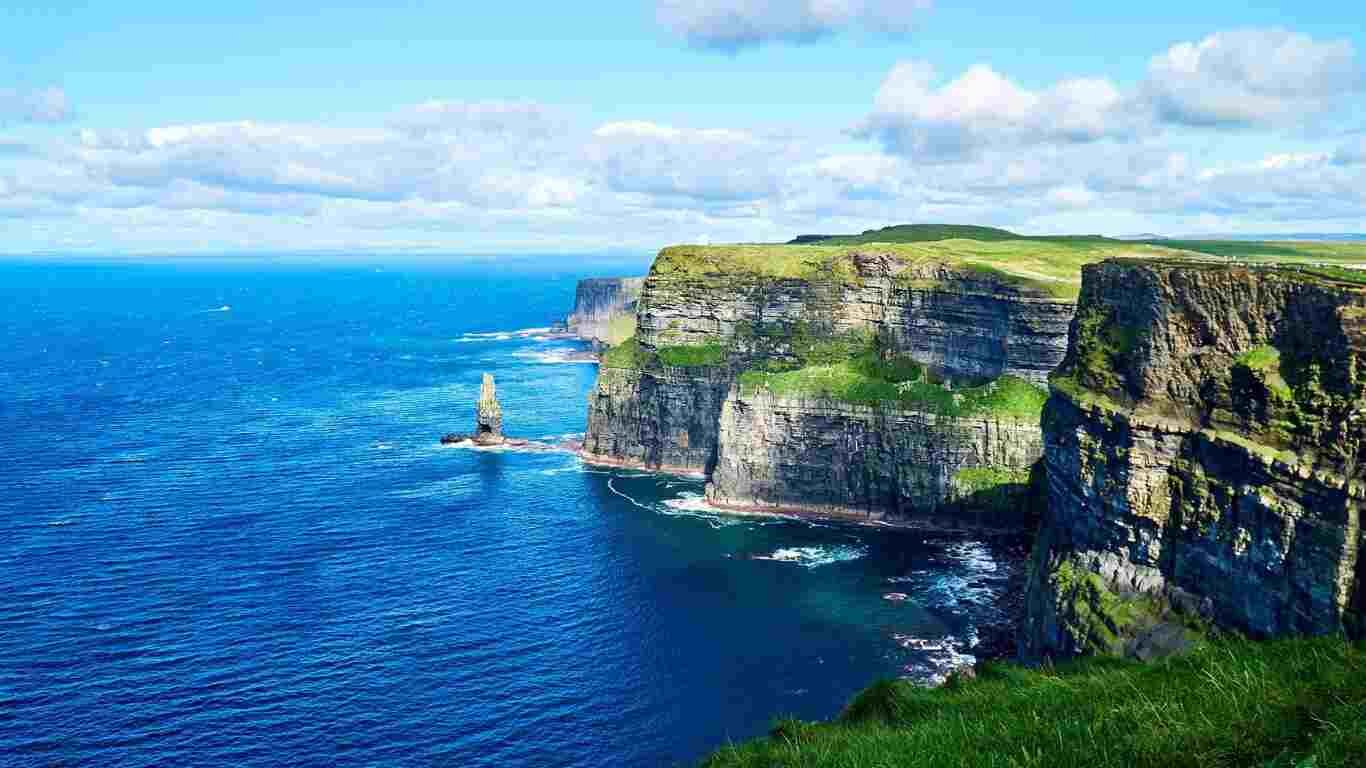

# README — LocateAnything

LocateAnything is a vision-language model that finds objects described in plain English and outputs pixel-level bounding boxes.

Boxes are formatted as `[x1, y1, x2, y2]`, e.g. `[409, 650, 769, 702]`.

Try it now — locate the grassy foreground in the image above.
[702, 637, 1366, 768]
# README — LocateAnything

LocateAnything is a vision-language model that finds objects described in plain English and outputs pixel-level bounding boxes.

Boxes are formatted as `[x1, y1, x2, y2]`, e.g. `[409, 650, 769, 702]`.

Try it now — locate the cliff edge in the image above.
[1022, 260, 1366, 658]
[566, 277, 645, 345]
[582, 240, 1185, 525]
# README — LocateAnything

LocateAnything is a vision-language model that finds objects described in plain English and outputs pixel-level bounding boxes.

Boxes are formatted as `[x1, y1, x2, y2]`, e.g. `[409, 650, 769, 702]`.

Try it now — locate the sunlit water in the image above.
[0, 259, 1027, 767]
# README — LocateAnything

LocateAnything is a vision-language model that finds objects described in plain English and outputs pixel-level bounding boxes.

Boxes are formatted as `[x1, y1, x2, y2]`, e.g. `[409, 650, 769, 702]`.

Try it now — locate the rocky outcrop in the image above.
[567, 277, 645, 344]
[582, 247, 1071, 521]
[707, 390, 1043, 528]
[1021, 261, 1366, 659]
[474, 373, 504, 445]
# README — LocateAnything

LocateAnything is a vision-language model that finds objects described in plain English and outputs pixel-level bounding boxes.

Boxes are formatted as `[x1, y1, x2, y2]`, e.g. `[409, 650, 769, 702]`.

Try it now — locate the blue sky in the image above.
[2, 1, 1363, 254]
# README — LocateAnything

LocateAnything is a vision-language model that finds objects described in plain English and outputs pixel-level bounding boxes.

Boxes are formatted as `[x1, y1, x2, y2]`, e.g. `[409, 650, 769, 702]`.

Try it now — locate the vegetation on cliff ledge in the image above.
[739, 340, 1048, 420]
[703, 636, 1366, 768]
[600, 336, 653, 369]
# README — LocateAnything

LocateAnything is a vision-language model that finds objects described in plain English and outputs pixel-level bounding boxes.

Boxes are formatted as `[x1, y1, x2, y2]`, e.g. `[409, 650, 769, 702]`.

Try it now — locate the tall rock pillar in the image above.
[474, 373, 504, 445]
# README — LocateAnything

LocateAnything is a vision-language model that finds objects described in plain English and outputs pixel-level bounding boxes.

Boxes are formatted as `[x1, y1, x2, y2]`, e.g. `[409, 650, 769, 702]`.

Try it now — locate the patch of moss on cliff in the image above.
[1052, 561, 1149, 655]
[657, 342, 727, 367]
[600, 336, 655, 369]
[955, 466, 1031, 494]
[1072, 307, 1141, 395]
[740, 344, 1048, 420]
[702, 636, 1366, 768]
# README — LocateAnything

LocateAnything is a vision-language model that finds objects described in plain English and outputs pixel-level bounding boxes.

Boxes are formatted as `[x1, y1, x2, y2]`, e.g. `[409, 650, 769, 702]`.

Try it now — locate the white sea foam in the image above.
[512, 348, 597, 365]
[893, 633, 977, 686]
[752, 544, 868, 568]
[454, 326, 559, 344]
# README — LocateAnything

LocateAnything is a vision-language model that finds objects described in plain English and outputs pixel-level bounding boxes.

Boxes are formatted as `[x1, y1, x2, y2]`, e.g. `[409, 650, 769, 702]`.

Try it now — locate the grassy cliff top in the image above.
[654, 238, 1366, 300]
[703, 636, 1366, 768]
[653, 240, 1186, 299]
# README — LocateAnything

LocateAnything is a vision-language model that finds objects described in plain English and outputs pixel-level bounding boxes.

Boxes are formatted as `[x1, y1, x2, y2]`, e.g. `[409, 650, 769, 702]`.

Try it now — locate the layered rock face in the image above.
[582, 248, 1072, 521]
[566, 277, 645, 344]
[707, 391, 1043, 527]
[1022, 261, 1366, 659]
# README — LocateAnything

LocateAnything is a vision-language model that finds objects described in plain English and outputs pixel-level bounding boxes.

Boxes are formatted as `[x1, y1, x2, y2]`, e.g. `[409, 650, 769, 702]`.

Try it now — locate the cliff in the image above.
[566, 277, 645, 345]
[707, 390, 1044, 527]
[1022, 260, 1366, 658]
[580, 240, 1173, 522]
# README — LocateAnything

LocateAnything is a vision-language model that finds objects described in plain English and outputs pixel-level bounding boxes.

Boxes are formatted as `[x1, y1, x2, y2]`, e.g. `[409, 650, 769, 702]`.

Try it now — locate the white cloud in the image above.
[855, 61, 1131, 160]
[859, 29, 1362, 162]
[0, 86, 71, 124]
[657, 0, 931, 51]
[591, 120, 790, 202]
[1144, 29, 1360, 127]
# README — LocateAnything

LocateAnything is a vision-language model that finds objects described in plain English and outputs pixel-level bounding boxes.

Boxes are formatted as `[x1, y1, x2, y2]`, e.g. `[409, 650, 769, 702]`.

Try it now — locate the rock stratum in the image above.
[1022, 260, 1366, 658]
[582, 243, 1086, 524]
[566, 276, 645, 345]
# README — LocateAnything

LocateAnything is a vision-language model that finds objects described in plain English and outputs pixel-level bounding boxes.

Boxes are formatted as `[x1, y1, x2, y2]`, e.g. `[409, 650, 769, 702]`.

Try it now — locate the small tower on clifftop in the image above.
[474, 373, 504, 445]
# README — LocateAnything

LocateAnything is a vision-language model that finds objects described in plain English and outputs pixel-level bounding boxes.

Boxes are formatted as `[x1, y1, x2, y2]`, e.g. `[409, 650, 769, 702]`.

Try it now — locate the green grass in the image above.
[658, 231, 1366, 301]
[702, 637, 1366, 768]
[658, 342, 727, 367]
[954, 466, 1031, 494]
[655, 239, 1189, 300]
[789, 224, 1118, 245]
[739, 345, 1047, 419]
[599, 336, 654, 369]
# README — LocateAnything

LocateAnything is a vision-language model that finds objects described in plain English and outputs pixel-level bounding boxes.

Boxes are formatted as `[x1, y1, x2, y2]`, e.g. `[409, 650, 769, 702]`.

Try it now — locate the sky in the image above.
[1, 1, 1363, 255]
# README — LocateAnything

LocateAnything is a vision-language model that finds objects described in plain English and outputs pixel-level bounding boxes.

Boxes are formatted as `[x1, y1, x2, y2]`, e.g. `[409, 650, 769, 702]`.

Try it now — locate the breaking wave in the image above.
[752, 544, 868, 568]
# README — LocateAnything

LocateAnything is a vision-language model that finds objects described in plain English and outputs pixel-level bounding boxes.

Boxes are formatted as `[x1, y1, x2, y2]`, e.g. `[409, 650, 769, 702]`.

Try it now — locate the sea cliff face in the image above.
[707, 390, 1043, 527]
[581, 246, 1073, 522]
[1022, 261, 1366, 659]
[566, 277, 644, 344]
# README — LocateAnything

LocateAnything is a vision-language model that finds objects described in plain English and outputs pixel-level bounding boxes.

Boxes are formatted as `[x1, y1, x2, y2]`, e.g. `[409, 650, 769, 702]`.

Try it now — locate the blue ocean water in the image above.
[0, 259, 1027, 767]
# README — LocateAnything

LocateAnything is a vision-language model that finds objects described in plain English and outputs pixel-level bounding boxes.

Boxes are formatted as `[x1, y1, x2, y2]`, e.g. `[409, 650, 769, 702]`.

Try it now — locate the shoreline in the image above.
[576, 450, 1031, 535]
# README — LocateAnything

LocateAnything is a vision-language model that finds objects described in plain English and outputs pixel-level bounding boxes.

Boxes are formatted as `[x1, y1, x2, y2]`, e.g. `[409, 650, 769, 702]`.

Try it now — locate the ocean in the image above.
[0, 258, 1027, 767]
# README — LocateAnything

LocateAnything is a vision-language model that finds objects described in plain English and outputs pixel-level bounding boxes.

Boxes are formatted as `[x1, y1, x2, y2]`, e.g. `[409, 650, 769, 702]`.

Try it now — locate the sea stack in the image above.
[474, 373, 504, 445]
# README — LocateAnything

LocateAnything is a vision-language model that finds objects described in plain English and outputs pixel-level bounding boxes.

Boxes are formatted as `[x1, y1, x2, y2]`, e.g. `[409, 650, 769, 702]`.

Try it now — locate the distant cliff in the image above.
[566, 277, 645, 345]
[579, 241, 1166, 524]
[1022, 261, 1366, 658]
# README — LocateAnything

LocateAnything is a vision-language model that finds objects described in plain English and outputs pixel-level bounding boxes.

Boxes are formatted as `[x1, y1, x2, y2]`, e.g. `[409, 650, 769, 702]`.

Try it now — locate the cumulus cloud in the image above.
[858, 29, 1362, 164]
[1143, 29, 1360, 127]
[591, 120, 792, 202]
[0, 86, 71, 124]
[855, 61, 1132, 161]
[657, 0, 930, 51]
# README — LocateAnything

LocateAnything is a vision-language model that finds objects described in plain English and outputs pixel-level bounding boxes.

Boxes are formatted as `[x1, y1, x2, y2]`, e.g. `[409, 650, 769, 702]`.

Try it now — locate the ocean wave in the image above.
[752, 544, 868, 568]
[893, 633, 977, 686]
[511, 349, 597, 365]
[453, 326, 559, 344]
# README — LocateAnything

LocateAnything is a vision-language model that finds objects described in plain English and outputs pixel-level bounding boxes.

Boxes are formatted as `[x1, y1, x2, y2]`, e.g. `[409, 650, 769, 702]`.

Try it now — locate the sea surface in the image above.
[0, 258, 1028, 767]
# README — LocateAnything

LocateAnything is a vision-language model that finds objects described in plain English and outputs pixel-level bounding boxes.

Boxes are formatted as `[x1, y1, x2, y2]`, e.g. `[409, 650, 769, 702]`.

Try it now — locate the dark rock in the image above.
[1021, 261, 1366, 660]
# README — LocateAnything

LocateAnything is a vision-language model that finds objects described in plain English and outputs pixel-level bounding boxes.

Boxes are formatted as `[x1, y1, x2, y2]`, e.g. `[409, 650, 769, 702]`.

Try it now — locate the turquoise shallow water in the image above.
[0, 259, 1027, 767]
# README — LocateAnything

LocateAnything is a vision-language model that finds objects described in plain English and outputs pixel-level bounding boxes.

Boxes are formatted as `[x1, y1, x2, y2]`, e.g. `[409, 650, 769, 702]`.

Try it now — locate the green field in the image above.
[657, 229, 1366, 301]
[703, 637, 1366, 768]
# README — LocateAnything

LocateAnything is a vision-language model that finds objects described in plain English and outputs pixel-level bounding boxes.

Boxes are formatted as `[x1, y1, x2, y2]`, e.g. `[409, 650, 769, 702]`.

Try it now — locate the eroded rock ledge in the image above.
[1022, 260, 1366, 659]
